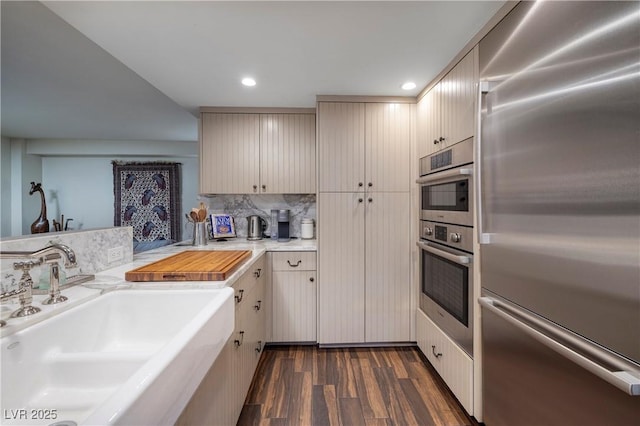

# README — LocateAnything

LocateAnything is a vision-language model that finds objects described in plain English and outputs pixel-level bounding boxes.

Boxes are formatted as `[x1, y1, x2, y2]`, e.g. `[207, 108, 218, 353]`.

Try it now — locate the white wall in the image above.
[1, 138, 44, 236]
[2, 139, 198, 239]
[1, 137, 11, 237]
[41, 155, 198, 235]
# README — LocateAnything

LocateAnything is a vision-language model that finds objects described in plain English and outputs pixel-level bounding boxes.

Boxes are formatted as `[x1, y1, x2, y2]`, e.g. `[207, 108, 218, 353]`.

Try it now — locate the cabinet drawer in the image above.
[232, 255, 266, 308]
[272, 251, 316, 271]
[416, 310, 473, 415]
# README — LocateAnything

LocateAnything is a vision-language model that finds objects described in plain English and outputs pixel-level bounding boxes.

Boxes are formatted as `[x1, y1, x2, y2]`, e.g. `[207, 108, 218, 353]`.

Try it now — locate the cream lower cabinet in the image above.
[318, 192, 411, 344]
[416, 309, 473, 415]
[271, 251, 317, 343]
[177, 255, 266, 426]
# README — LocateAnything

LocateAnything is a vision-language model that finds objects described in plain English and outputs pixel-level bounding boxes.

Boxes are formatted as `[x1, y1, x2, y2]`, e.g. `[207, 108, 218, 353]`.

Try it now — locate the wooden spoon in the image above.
[197, 207, 207, 222]
[190, 210, 199, 222]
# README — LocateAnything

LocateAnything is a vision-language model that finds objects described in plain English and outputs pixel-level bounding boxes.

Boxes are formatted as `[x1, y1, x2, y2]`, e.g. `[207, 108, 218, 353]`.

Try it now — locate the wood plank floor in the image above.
[238, 346, 479, 426]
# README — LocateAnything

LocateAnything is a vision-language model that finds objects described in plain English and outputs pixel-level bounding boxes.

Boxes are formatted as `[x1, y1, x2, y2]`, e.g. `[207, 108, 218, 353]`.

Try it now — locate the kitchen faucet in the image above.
[0, 243, 77, 325]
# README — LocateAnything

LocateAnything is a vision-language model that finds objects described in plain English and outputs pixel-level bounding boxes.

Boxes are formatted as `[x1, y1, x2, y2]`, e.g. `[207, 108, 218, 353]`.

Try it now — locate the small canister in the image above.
[301, 218, 314, 240]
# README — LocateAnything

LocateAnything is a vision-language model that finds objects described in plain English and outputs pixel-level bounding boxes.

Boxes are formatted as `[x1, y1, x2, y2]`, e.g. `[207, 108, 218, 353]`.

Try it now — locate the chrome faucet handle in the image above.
[10, 261, 42, 318]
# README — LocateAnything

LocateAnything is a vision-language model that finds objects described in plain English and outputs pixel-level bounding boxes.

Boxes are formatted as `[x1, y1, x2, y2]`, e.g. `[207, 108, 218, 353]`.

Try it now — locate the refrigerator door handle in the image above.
[479, 297, 640, 396]
[415, 167, 473, 185]
[416, 241, 471, 265]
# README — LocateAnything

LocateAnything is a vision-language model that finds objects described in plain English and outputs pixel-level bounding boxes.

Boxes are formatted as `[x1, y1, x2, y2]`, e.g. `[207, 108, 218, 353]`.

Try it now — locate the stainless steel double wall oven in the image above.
[417, 137, 474, 356]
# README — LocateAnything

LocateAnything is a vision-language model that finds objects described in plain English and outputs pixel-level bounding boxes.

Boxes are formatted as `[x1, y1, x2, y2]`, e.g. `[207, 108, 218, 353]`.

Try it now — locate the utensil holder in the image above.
[193, 222, 208, 246]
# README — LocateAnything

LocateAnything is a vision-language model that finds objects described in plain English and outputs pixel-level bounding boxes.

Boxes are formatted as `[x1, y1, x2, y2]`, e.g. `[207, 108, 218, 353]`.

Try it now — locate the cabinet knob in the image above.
[358, 182, 364, 187]
[433, 139, 439, 145]
[368, 182, 373, 187]
[255, 340, 263, 353]
[368, 198, 373, 203]
[309, 277, 314, 282]
[254, 268, 262, 278]
[358, 198, 363, 203]
[262, 184, 266, 191]
[254, 300, 262, 311]
[253, 185, 258, 192]
[439, 136, 445, 142]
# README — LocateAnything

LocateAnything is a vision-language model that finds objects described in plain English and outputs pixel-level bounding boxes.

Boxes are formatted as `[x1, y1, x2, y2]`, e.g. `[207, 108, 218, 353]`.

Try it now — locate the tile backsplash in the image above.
[201, 194, 316, 238]
[1, 227, 133, 293]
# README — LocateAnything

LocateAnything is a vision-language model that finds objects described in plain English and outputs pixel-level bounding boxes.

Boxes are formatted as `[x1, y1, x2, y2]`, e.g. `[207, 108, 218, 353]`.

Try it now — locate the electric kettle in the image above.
[247, 215, 266, 240]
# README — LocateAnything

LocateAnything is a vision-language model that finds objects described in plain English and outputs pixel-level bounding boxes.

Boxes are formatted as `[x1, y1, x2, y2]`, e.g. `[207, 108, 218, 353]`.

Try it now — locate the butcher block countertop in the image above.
[125, 250, 252, 282]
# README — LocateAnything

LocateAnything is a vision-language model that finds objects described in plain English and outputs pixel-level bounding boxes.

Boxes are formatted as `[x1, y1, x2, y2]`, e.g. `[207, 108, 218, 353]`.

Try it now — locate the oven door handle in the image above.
[416, 241, 471, 265]
[416, 167, 473, 185]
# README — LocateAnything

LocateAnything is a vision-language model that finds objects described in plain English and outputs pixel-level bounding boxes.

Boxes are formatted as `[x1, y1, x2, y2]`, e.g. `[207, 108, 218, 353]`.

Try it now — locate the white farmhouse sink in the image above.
[0, 288, 234, 425]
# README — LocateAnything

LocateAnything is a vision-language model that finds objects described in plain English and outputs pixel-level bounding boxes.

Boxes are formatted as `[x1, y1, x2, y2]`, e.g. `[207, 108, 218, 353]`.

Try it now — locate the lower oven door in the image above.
[417, 239, 474, 356]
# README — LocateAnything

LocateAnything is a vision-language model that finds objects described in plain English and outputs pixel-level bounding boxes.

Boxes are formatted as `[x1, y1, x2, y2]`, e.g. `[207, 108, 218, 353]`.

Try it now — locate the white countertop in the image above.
[1, 238, 316, 336]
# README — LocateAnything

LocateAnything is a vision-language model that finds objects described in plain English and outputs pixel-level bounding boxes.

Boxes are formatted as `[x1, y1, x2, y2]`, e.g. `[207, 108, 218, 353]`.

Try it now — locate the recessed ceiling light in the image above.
[402, 82, 416, 90]
[242, 77, 256, 87]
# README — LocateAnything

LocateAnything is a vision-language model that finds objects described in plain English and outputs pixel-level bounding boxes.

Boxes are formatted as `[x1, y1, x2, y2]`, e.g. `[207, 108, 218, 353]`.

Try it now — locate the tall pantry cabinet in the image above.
[317, 101, 412, 344]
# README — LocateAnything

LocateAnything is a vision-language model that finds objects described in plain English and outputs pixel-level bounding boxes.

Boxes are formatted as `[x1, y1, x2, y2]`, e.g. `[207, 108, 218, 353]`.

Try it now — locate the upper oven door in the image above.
[417, 167, 474, 226]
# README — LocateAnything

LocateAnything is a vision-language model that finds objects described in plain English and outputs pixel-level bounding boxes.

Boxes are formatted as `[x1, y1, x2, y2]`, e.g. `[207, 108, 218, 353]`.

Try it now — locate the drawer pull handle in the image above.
[234, 331, 245, 347]
[287, 260, 302, 267]
[254, 300, 262, 311]
[235, 289, 244, 303]
[432, 345, 442, 358]
[254, 268, 262, 278]
[256, 340, 263, 353]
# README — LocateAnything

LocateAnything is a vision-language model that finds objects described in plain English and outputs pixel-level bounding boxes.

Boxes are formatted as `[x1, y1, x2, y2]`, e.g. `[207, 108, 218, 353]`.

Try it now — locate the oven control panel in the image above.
[421, 220, 473, 253]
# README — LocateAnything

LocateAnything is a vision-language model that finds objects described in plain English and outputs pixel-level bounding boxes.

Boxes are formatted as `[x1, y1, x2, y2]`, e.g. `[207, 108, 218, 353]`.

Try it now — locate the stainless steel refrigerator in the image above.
[478, 2, 640, 425]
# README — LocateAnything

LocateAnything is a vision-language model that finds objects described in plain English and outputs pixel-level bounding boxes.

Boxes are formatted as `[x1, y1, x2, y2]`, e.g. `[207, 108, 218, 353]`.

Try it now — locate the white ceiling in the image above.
[1, 1, 505, 142]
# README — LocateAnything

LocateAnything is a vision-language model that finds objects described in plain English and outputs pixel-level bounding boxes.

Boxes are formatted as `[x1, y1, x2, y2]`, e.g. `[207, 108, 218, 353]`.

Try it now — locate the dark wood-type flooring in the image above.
[238, 346, 479, 426]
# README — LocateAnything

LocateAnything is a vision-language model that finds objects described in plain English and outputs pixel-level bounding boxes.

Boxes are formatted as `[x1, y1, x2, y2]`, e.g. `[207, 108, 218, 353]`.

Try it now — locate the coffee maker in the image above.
[276, 209, 290, 242]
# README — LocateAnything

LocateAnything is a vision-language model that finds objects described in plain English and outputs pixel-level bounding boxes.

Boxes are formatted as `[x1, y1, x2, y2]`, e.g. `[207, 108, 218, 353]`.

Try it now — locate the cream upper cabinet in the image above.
[260, 114, 316, 194]
[200, 113, 260, 194]
[417, 88, 441, 157]
[200, 111, 316, 194]
[317, 102, 365, 192]
[318, 102, 411, 192]
[365, 103, 411, 192]
[418, 47, 478, 155]
[439, 48, 477, 149]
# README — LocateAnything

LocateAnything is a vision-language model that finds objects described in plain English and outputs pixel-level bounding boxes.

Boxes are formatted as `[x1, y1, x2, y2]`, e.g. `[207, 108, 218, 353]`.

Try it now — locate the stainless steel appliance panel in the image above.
[481, 291, 640, 426]
[419, 137, 474, 176]
[418, 240, 474, 355]
[420, 220, 473, 253]
[479, 1, 640, 363]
